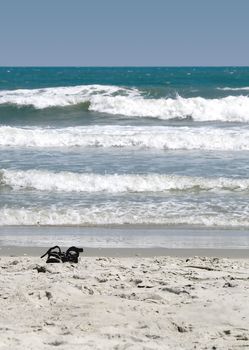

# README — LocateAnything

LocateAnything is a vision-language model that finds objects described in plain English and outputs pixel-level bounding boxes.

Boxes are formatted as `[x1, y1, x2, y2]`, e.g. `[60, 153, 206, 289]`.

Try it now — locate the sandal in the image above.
[41, 246, 83, 263]
[64, 246, 84, 263]
[40, 245, 64, 263]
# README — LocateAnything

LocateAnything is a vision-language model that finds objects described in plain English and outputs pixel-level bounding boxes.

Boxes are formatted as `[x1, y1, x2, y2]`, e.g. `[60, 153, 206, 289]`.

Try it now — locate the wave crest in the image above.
[1, 85, 249, 121]
[217, 86, 249, 91]
[1, 169, 249, 193]
[0, 84, 138, 109]
[1, 125, 249, 151]
[0, 204, 249, 227]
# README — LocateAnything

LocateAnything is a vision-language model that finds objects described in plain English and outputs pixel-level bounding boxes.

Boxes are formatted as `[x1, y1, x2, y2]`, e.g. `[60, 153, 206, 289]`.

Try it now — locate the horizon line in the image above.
[1, 65, 249, 68]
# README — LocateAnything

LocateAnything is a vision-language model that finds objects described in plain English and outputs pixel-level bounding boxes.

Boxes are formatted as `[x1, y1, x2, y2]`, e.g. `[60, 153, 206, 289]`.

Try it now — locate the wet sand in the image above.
[0, 245, 249, 258]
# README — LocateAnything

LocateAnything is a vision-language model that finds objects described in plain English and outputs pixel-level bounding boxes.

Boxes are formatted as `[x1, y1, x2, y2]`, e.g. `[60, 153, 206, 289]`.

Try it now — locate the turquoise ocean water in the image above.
[1, 67, 249, 246]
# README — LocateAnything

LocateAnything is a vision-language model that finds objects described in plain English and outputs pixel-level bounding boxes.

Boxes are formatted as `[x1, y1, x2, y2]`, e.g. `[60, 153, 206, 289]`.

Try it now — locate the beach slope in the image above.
[0, 255, 248, 349]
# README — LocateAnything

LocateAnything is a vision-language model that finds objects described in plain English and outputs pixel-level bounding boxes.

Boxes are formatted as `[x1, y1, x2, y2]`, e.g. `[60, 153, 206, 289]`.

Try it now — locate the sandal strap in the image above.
[66, 246, 83, 256]
[46, 252, 62, 263]
[65, 246, 83, 263]
[40, 245, 62, 259]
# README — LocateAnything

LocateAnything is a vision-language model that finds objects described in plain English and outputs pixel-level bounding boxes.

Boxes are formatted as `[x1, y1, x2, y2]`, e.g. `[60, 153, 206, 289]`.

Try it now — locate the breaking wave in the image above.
[1, 125, 249, 151]
[1, 169, 249, 193]
[0, 84, 139, 109]
[1, 85, 249, 121]
[1, 204, 249, 227]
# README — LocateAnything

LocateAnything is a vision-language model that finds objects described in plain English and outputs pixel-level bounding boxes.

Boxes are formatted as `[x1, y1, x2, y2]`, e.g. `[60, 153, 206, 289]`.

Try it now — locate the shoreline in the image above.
[1, 225, 249, 258]
[1, 246, 249, 258]
[1, 226, 249, 252]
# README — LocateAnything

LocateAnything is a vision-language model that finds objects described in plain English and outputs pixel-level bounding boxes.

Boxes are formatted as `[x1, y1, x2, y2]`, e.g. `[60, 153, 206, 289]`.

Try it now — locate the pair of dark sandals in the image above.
[41, 246, 83, 263]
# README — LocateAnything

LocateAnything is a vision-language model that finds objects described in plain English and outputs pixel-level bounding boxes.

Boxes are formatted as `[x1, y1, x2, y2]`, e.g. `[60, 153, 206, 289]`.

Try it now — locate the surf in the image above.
[1, 84, 249, 122]
[1, 169, 249, 193]
[1, 203, 249, 227]
[1, 125, 249, 151]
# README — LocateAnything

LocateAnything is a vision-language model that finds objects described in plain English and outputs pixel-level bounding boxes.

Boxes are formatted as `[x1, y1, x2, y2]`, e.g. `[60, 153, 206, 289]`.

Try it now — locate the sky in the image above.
[0, 0, 248, 66]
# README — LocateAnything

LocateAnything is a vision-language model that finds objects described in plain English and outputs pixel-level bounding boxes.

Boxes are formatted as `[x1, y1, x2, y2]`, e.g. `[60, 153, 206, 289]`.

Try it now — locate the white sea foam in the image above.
[1, 85, 249, 121]
[1, 203, 249, 227]
[217, 86, 249, 91]
[1, 125, 249, 151]
[1, 169, 249, 193]
[90, 94, 249, 122]
[0, 85, 139, 109]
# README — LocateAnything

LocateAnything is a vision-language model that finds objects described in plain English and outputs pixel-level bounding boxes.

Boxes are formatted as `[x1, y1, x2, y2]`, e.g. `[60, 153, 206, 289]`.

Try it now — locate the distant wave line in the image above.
[217, 86, 249, 91]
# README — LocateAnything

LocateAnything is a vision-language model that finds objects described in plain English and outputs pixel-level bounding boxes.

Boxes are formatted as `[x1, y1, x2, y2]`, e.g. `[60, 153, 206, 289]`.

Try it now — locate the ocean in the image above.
[1, 67, 249, 247]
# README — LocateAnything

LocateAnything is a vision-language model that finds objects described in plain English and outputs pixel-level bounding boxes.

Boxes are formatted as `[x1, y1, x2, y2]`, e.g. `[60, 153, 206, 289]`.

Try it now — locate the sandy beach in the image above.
[2, 0, 249, 348]
[0, 251, 248, 349]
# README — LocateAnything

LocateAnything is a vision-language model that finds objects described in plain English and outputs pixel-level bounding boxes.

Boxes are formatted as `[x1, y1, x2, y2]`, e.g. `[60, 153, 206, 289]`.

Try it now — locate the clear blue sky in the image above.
[0, 0, 248, 66]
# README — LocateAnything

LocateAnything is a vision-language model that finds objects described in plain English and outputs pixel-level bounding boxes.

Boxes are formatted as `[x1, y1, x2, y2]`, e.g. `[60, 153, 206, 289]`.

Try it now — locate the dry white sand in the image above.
[0, 255, 249, 349]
